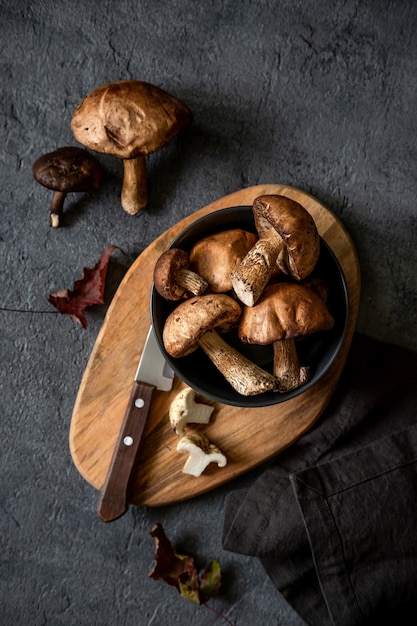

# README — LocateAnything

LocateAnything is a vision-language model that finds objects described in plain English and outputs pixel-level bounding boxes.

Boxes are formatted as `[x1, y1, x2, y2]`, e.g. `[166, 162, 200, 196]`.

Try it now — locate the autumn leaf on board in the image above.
[48, 245, 119, 328]
[148, 523, 222, 605]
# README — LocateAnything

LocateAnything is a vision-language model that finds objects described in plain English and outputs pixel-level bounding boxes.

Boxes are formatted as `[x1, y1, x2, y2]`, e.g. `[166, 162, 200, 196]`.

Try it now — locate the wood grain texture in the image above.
[69, 184, 361, 507]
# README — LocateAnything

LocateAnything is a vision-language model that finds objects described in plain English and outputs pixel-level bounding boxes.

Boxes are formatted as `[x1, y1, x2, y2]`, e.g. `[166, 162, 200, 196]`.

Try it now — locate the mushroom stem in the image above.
[231, 231, 284, 307]
[121, 156, 147, 215]
[232, 195, 321, 307]
[50, 191, 66, 227]
[175, 267, 208, 296]
[273, 338, 310, 392]
[198, 329, 279, 396]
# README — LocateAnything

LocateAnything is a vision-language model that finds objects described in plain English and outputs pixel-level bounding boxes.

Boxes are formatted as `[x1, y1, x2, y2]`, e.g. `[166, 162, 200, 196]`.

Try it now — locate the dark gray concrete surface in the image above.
[1, 1, 417, 624]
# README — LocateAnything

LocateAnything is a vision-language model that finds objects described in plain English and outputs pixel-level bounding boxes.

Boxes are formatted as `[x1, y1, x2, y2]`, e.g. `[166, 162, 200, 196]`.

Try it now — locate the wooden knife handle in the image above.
[97, 381, 155, 522]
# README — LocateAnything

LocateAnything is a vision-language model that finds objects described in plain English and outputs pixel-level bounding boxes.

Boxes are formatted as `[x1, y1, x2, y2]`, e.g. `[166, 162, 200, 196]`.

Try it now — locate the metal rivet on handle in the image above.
[124, 436, 134, 446]
[135, 398, 145, 408]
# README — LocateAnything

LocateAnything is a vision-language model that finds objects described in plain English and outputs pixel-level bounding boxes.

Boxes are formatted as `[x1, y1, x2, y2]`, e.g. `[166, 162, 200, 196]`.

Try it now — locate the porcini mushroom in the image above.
[163, 293, 278, 396]
[32, 146, 103, 227]
[154, 248, 208, 301]
[189, 229, 258, 293]
[232, 195, 320, 306]
[238, 282, 334, 392]
[71, 80, 193, 215]
[302, 276, 330, 303]
[169, 387, 214, 436]
[176, 433, 227, 476]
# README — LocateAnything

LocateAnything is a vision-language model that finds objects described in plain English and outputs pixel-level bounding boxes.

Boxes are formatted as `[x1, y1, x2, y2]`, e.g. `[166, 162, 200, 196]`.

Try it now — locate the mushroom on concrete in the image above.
[169, 387, 214, 436]
[32, 146, 103, 227]
[176, 432, 227, 476]
[71, 80, 193, 215]
[189, 229, 258, 293]
[154, 248, 208, 301]
[163, 293, 278, 396]
[238, 282, 334, 392]
[232, 195, 320, 307]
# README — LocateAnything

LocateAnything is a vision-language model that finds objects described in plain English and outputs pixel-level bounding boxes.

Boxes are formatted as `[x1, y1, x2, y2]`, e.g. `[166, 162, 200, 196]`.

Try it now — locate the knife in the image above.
[97, 325, 174, 522]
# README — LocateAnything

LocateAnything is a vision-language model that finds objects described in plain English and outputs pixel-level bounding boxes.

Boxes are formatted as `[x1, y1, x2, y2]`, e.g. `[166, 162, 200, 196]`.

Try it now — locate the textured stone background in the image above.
[1, 1, 417, 624]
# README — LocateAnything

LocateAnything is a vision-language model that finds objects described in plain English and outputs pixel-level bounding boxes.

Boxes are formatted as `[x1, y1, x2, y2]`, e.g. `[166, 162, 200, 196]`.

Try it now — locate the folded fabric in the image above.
[222, 333, 417, 625]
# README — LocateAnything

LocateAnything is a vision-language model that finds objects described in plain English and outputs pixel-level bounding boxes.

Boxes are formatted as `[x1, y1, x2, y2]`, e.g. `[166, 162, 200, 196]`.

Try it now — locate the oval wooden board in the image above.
[70, 184, 360, 507]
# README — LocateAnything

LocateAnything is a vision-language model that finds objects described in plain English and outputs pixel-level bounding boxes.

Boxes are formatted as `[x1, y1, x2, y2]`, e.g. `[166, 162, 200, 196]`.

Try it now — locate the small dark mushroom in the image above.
[32, 146, 103, 227]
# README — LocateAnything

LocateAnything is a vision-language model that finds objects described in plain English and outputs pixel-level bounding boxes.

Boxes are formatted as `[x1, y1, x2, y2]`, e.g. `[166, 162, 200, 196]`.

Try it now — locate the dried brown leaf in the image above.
[48, 245, 119, 328]
[148, 523, 221, 605]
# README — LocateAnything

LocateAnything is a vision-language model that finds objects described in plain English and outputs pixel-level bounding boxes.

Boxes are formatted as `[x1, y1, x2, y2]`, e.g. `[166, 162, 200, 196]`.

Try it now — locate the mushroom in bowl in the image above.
[151, 204, 349, 407]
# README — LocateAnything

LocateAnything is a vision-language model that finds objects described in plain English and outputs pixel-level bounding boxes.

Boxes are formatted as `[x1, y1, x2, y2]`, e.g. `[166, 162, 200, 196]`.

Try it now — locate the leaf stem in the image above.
[0, 307, 59, 315]
[203, 603, 235, 625]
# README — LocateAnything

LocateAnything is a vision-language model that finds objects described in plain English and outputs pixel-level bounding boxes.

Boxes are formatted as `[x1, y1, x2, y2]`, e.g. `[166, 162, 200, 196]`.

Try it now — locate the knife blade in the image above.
[97, 325, 174, 522]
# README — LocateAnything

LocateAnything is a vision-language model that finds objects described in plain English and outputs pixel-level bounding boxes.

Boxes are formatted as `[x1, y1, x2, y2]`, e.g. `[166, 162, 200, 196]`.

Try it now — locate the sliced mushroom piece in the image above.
[163, 293, 278, 396]
[189, 229, 258, 293]
[169, 387, 214, 436]
[238, 282, 334, 392]
[232, 195, 320, 306]
[71, 80, 193, 215]
[32, 146, 103, 227]
[177, 433, 227, 476]
[154, 248, 208, 301]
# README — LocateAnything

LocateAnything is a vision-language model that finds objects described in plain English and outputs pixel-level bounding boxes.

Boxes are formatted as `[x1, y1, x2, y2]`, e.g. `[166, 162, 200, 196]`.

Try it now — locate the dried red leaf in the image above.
[148, 523, 198, 593]
[148, 523, 221, 605]
[48, 245, 118, 328]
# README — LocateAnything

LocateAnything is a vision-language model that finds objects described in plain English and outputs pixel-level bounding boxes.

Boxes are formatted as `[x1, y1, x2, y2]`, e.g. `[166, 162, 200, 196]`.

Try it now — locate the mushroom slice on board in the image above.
[162, 293, 278, 396]
[176, 433, 227, 477]
[189, 229, 258, 293]
[153, 248, 208, 301]
[71, 80, 193, 215]
[169, 387, 214, 436]
[232, 195, 320, 307]
[238, 282, 334, 392]
[32, 146, 103, 227]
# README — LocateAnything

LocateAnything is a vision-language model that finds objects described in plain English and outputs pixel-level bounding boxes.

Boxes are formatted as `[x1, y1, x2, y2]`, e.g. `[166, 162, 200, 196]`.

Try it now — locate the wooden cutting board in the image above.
[70, 184, 360, 507]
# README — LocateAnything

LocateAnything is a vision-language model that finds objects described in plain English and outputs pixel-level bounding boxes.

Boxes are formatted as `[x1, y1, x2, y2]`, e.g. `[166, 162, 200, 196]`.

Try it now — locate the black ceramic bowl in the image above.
[151, 206, 349, 407]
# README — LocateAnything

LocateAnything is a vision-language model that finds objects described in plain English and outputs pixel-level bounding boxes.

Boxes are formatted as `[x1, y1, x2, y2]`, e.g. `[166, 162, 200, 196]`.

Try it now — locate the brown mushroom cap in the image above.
[71, 80, 192, 215]
[70, 80, 193, 159]
[153, 248, 208, 300]
[163, 293, 242, 358]
[238, 282, 334, 344]
[253, 195, 320, 281]
[32, 146, 103, 227]
[189, 229, 258, 293]
[154, 248, 190, 300]
[32, 146, 103, 193]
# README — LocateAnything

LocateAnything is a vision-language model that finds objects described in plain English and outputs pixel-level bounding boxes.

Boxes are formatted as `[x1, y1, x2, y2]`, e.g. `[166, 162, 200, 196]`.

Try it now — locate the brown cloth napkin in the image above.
[222, 333, 417, 625]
